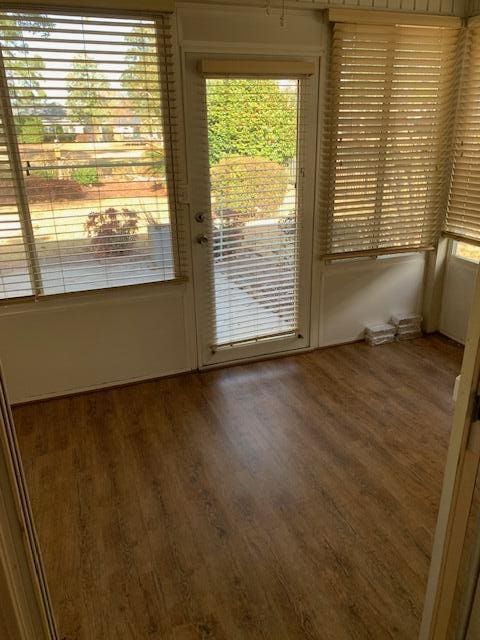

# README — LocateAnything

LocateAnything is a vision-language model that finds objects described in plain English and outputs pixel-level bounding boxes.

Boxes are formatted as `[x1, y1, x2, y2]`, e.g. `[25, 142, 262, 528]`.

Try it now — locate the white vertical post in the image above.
[420, 266, 480, 639]
[0, 362, 57, 640]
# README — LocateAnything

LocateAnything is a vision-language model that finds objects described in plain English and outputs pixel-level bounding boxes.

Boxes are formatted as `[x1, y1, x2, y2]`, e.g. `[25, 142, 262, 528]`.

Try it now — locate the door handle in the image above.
[196, 234, 209, 245]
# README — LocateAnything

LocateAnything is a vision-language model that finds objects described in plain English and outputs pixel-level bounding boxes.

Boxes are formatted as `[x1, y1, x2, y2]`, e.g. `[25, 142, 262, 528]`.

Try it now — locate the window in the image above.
[453, 241, 480, 262]
[445, 21, 480, 246]
[0, 9, 180, 300]
[321, 20, 460, 258]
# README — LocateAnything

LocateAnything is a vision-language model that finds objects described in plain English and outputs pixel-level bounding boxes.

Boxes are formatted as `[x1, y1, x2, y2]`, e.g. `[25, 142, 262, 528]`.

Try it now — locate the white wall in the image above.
[178, 4, 326, 49]
[184, 0, 465, 17]
[0, 284, 196, 404]
[0, 4, 434, 403]
[319, 253, 427, 346]
[440, 252, 478, 344]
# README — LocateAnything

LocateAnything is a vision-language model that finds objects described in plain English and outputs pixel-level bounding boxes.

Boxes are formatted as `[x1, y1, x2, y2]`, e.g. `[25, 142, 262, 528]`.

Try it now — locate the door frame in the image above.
[0, 362, 58, 640]
[181, 46, 320, 368]
[420, 265, 480, 639]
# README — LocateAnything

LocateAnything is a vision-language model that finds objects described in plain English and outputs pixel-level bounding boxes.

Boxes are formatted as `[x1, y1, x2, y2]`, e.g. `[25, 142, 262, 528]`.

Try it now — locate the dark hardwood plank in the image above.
[13, 334, 463, 639]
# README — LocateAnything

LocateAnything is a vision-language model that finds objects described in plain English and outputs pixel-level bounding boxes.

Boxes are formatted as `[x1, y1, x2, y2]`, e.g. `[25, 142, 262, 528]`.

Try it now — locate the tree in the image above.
[66, 55, 111, 138]
[121, 26, 162, 130]
[206, 79, 298, 166]
[0, 16, 51, 137]
[0, 16, 49, 111]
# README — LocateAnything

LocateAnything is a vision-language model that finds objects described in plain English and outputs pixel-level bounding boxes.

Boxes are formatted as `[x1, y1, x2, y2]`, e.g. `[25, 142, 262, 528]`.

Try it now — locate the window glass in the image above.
[454, 241, 480, 263]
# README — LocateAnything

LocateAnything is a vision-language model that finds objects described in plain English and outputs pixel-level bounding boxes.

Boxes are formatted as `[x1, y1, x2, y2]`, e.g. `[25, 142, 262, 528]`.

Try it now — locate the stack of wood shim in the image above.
[364, 323, 396, 346]
[391, 314, 423, 341]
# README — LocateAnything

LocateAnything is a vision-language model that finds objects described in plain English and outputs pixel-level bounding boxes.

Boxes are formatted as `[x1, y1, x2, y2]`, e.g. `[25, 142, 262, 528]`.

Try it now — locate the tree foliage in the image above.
[0, 16, 50, 114]
[66, 55, 111, 132]
[210, 155, 289, 223]
[73, 167, 99, 186]
[16, 115, 44, 143]
[206, 79, 297, 166]
[121, 26, 162, 129]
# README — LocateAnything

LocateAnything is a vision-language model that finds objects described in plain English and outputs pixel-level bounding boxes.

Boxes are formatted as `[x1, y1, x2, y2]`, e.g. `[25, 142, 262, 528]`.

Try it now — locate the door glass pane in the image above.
[0, 11, 176, 295]
[206, 77, 300, 347]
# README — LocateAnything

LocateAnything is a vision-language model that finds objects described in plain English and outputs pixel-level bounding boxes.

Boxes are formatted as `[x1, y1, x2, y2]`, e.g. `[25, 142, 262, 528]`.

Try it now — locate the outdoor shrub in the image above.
[85, 207, 139, 258]
[25, 177, 84, 203]
[210, 155, 289, 223]
[73, 167, 100, 186]
[15, 116, 44, 144]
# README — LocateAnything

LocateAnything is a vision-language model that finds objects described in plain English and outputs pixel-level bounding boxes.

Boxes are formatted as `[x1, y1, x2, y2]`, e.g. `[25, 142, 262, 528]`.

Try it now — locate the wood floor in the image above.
[13, 335, 463, 640]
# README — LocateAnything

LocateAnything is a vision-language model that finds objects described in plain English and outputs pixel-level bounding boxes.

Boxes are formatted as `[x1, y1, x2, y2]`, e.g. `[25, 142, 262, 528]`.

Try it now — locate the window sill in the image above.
[0, 276, 188, 313]
[322, 251, 427, 268]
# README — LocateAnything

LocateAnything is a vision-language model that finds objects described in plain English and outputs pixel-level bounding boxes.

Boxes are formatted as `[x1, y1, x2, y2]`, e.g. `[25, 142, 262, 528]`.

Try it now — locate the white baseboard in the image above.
[11, 367, 191, 406]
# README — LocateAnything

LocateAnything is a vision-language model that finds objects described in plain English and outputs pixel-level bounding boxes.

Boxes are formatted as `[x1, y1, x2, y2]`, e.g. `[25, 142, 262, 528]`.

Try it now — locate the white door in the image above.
[184, 53, 318, 367]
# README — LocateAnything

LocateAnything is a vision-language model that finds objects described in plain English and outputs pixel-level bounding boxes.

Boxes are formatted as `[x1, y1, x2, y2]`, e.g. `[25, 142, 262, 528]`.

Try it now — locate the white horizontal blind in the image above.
[0, 9, 181, 299]
[200, 76, 307, 348]
[0, 109, 33, 298]
[321, 22, 460, 257]
[445, 24, 480, 244]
